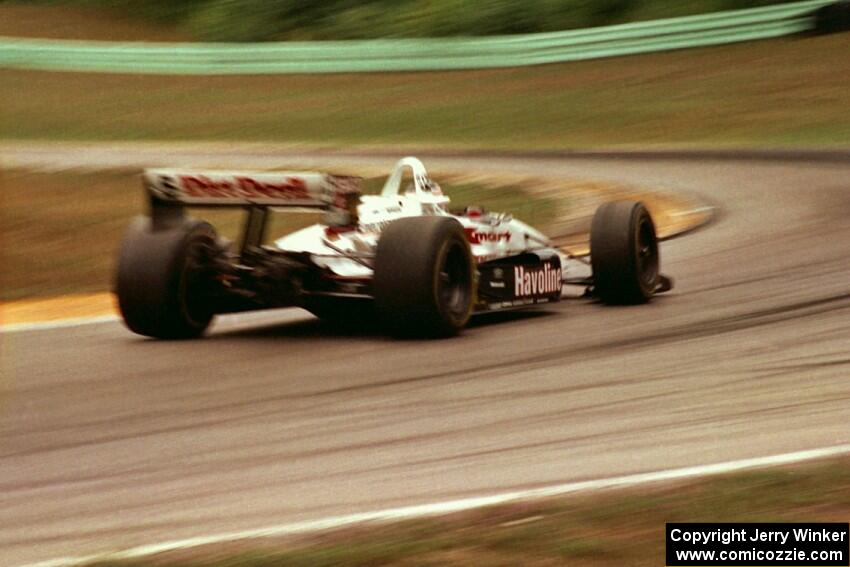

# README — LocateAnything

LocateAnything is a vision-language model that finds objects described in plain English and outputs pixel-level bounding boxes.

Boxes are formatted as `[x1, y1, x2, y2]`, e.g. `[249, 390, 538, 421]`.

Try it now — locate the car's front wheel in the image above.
[590, 200, 660, 304]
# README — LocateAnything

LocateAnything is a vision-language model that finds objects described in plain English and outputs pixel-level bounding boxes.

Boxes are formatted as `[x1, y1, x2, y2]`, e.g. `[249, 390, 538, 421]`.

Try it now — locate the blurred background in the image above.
[0, 0, 815, 41]
[1, 2, 849, 566]
[1, 0, 848, 303]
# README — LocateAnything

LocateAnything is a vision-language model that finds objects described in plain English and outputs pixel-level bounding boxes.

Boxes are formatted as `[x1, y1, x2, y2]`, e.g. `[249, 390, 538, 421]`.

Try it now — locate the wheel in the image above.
[373, 216, 474, 337]
[115, 216, 217, 339]
[590, 200, 660, 305]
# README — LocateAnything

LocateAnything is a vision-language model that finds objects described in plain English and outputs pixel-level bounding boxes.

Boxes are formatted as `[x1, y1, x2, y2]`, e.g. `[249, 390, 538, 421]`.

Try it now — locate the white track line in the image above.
[19, 443, 850, 567]
[0, 314, 119, 333]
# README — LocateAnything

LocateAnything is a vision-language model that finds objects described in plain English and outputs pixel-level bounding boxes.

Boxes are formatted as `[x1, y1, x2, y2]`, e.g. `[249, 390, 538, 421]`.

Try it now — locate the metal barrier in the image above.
[0, 0, 835, 74]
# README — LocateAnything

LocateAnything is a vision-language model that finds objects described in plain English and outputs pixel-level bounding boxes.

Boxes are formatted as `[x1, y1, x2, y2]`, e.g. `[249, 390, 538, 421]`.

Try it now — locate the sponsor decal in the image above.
[465, 228, 511, 244]
[359, 219, 395, 234]
[173, 174, 310, 200]
[327, 175, 362, 194]
[514, 263, 561, 297]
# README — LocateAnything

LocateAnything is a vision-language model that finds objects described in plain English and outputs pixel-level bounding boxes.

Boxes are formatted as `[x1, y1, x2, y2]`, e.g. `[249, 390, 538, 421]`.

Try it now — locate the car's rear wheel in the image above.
[116, 217, 217, 339]
[590, 200, 660, 304]
[373, 216, 474, 337]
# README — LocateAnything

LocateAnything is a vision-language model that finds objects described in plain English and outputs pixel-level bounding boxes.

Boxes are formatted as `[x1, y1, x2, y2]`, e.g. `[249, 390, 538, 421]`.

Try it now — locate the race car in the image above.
[115, 157, 671, 339]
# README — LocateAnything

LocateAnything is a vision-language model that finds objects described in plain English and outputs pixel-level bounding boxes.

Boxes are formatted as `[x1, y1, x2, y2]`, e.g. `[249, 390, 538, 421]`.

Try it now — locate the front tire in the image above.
[373, 216, 474, 337]
[115, 217, 217, 339]
[590, 200, 660, 305]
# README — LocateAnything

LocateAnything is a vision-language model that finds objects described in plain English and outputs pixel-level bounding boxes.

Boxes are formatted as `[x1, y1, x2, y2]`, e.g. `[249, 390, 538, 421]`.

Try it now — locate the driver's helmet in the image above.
[406, 178, 450, 209]
[422, 179, 443, 196]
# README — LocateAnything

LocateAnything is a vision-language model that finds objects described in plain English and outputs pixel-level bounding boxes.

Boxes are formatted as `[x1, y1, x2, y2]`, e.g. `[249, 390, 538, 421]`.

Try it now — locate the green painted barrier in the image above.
[0, 0, 833, 74]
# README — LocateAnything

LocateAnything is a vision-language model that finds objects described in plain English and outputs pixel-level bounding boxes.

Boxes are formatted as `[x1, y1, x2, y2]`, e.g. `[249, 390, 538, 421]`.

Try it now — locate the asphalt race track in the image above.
[2, 149, 849, 565]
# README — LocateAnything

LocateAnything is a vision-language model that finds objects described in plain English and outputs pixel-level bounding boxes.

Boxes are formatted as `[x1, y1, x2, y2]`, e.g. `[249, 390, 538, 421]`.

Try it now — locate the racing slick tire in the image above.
[116, 217, 217, 339]
[373, 216, 474, 337]
[590, 200, 660, 305]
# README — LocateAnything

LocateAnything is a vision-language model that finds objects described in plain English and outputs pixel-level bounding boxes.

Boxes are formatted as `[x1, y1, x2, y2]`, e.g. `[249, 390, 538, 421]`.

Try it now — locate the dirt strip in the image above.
[441, 170, 713, 255]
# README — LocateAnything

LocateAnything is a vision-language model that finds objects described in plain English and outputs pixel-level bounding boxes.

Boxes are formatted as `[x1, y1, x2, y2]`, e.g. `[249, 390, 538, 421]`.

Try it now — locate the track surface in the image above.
[2, 149, 849, 565]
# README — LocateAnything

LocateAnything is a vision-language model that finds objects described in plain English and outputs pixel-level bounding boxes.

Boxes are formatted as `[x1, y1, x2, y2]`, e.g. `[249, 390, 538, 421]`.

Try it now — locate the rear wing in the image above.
[143, 168, 362, 252]
[144, 169, 360, 208]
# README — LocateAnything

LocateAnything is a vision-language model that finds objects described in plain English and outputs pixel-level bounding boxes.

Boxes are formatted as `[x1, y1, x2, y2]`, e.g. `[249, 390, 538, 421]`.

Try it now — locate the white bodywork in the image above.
[273, 157, 559, 277]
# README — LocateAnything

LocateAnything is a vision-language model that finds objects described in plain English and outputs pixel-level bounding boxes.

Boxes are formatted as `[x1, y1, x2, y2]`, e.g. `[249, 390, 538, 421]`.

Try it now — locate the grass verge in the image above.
[1, 34, 849, 148]
[86, 456, 850, 566]
[0, 168, 557, 301]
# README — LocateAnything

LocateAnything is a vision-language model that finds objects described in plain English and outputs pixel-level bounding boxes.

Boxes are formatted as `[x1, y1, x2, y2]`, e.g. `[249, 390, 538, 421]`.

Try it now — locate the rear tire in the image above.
[590, 200, 660, 305]
[116, 217, 217, 339]
[373, 217, 474, 337]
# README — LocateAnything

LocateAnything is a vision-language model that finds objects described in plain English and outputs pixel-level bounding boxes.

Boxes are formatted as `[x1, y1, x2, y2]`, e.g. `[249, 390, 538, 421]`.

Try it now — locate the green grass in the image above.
[0, 168, 557, 301]
[2, 34, 849, 148]
[84, 456, 850, 566]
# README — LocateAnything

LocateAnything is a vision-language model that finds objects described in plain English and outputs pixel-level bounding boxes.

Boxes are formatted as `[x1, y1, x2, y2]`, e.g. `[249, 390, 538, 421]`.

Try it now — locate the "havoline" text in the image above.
[514, 263, 561, 297]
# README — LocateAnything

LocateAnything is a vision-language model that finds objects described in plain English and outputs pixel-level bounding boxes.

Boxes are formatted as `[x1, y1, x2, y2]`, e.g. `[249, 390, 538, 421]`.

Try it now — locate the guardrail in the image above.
[0, 0, 835, 74]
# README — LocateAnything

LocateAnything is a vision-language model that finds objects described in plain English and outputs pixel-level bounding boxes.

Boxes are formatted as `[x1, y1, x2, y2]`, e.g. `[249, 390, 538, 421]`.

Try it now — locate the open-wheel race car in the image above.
[115, 157, 672, 339]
